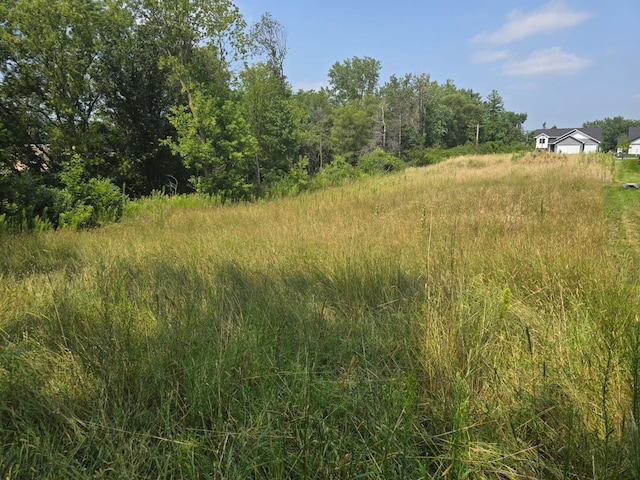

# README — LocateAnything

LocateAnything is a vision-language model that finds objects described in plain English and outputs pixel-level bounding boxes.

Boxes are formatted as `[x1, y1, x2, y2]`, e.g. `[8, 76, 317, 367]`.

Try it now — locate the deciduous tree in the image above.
[291, 88, 333, 173]
[99, 18, 183, 195]
[0, 0, 120, 159]
[481, 90, 527, 148]
[328, 56, 381, 105]
[330, 98, 377, 164]
[138, 0, 255, 197]
[239, 62, 296, 187]
[163, 88, 256, 197]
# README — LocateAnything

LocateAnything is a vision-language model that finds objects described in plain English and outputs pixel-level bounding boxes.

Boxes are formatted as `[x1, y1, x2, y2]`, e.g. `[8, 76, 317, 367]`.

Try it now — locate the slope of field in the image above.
[1, 152, 639, 478]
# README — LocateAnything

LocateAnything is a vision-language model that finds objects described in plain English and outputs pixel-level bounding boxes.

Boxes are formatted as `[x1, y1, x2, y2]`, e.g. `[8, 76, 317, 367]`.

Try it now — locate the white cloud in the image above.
[503, 47, 591, 76]
[473, 0, 592, 46]
[633, 93, 640, 102]
[471, 49, 511, 63]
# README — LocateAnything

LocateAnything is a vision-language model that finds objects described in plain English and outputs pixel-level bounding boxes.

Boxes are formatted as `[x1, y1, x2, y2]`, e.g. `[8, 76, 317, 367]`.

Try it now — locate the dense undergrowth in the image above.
[1, 152, 640, 478]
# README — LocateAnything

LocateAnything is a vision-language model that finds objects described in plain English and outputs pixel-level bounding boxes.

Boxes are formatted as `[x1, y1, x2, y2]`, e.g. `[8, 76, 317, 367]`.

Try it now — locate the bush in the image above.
[83, 177, 126, 223]
[357, 149, 405, 175]
[57, 155, 127, 229]
[0, 172, 65, 231]
[58, 179, 126, 230]
[313, 156, 362, 187]
[264, 158, 311, 198]
[408, 147, 450, 166]
[59, 203, 95, 229]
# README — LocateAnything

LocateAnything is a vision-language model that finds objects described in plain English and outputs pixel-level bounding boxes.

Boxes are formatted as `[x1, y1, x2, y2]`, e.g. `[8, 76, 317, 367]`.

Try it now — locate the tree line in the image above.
[0, 0, 530, 230]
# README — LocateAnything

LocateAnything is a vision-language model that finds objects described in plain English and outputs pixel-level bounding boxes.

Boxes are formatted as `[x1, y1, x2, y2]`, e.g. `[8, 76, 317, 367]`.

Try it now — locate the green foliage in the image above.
[480, 90, 528, 148]
[84, 178, 127, 221]
[441, 89, 483, 148]
[58, 203, 95, 229]
[240, 62, 297, 184]
[0, 171, 67, 231]
[99, 19, 184, 195]
[408, 145, 478, 166]
[0, 0, 118, 156]
[0, 0, 534, 234]
[328, 56, 381, 105]
[290, 88, 333, 173]
[330, 99, 377, 164]
[263, 157, 311, 198]
[164, 92, 257, 199]
[313, 156, 362, 186]
[379, 73, 443, 154]
[57, 155, 127, 229]
[357, 148, 404, 174]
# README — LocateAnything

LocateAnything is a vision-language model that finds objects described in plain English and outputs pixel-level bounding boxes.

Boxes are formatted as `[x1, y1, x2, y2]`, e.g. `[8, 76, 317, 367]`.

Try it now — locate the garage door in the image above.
[557, 144, 581, 154]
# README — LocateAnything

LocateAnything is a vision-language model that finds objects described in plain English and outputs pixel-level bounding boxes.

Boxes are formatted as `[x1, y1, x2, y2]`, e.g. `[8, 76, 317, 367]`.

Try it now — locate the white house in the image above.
[628, 127, 640, 155]
[534, 127, 603, 154]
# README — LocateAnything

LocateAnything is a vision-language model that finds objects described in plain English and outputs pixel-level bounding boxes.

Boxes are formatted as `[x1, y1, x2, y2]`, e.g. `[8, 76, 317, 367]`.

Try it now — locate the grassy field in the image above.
[1, 152, 640, 478]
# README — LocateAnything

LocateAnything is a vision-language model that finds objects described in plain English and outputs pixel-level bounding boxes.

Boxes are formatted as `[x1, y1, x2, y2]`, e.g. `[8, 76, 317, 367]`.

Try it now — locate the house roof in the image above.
[628, 126, 640, 143]
[534, 127, 603, 143]
[534, 128, 573, 139]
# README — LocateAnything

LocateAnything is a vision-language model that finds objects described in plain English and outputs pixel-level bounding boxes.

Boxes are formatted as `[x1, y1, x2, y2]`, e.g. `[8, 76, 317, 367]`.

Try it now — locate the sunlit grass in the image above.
[1, 152, 639, 478]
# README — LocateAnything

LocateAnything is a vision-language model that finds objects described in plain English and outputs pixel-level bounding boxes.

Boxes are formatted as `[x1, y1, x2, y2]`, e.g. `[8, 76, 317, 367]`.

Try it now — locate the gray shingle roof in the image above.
[629, 127, 640, 143]
[534, 128, 573, 139]
[579, 127, 603, 142]
[534, 127, 603, 143]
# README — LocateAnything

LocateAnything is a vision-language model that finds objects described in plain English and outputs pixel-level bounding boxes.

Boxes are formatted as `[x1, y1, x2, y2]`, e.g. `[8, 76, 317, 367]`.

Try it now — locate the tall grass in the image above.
[1, 152, 639, 478]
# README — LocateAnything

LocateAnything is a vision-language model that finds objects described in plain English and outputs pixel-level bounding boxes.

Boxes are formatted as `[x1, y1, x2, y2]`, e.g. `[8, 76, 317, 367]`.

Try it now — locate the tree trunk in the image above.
[255, 153, 261, 187]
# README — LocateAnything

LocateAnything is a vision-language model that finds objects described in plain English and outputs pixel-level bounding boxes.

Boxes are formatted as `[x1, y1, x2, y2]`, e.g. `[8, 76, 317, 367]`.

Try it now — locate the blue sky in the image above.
[236, 0, 639, 131]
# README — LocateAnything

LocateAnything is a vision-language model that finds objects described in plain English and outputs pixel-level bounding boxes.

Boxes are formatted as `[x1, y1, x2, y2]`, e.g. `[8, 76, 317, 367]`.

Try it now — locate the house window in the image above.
[539, 138, 546, 144]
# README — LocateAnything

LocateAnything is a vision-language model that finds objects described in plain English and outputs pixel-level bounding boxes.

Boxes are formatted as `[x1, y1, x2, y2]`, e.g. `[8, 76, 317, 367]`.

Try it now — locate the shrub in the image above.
[0, 172, 66, 231]
[83, 177, 126, 223]
[408, 147, 451, 166]
[357, 148, 405, 175]
[313, 156, 362, 187]
[57, 155, 127, 229]
[59, 203, 95, 229]
[264, 158, 311, 198]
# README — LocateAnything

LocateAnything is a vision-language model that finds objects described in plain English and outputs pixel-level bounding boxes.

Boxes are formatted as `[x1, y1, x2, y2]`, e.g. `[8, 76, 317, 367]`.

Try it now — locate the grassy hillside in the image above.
[1, 152, 640, 478]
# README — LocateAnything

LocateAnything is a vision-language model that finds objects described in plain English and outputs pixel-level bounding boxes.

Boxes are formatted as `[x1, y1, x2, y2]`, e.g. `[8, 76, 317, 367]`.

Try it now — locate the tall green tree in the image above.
[163, 88, 256, 197]
[328, 56, 381, 105]
[136, 0, 246, 97]
[378, 73, 441, 157]
[99, 18, 184, 195]
[330, 98, 377, 164]
[440, 86, 483, 148]
[0, 0, 119, 161]
[239, 62, 296, 187]
[137, 0, 255, 196]
[0, 0, 132, 228]
[291, 88, 333, 173]
[480, 90, 527, 148]
[242, 13, 296, 187]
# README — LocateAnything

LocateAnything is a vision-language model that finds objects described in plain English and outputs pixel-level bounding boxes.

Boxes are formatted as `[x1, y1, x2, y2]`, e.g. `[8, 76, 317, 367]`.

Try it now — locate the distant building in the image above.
[628, 127, 640, 155]
[533, 127, 603, 154]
